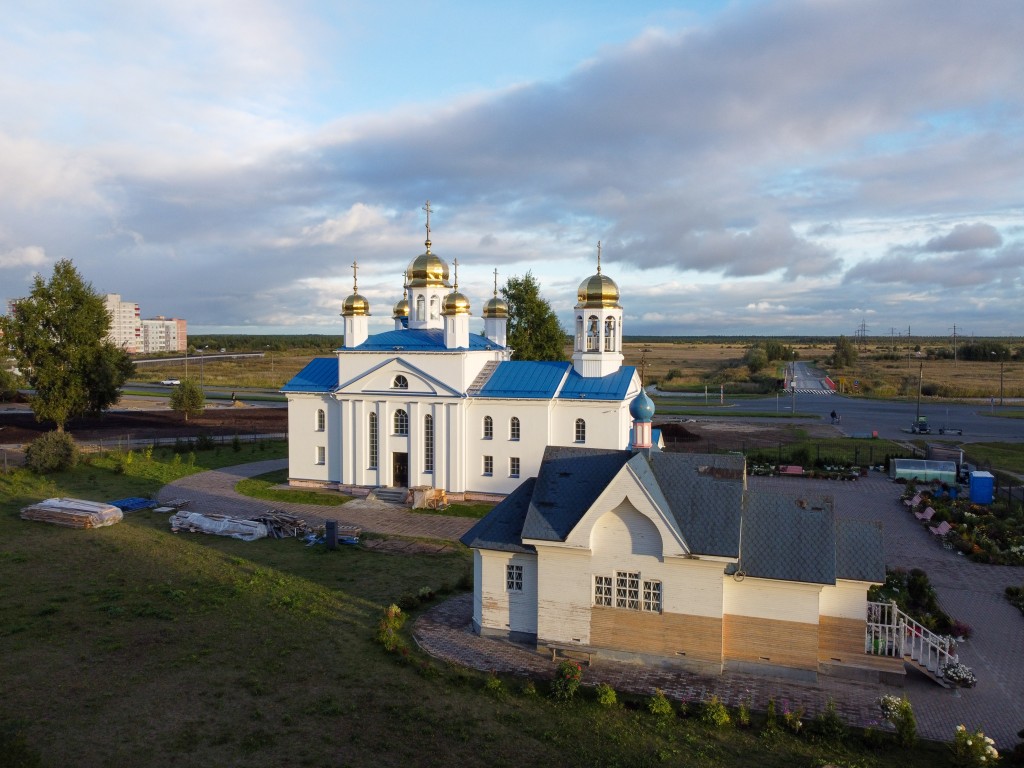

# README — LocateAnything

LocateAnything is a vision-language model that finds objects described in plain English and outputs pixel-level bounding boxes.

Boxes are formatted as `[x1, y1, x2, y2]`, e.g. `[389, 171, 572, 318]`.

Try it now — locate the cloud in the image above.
[0, 245, 48, 270]
[924, 223, 1002, 253]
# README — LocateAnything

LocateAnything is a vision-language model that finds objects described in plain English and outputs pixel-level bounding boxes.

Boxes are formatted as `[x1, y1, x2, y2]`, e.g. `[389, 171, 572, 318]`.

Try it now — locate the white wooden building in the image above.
[283, 212, 644, 499]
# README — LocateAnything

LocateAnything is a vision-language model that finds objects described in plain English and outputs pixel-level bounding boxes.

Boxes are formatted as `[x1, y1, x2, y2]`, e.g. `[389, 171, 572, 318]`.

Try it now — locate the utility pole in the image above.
[950, 323, 957, 368]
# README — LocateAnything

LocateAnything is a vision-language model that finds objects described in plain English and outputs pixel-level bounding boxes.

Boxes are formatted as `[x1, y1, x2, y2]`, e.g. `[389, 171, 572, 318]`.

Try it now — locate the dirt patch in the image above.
[0, 405, 287, 445]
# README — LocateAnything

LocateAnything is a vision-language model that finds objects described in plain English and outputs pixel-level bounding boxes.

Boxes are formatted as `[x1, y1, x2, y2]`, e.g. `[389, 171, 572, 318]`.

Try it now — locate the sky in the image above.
[1, 0, 1022, 339]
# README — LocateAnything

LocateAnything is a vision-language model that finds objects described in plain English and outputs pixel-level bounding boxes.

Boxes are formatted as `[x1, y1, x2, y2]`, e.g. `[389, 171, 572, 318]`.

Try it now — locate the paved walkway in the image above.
[159, 462, 1024, 747]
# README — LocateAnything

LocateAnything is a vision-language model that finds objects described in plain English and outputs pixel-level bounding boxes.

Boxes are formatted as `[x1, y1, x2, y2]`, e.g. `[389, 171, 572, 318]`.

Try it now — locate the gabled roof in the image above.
[649, 452, 745, 557]
[558, 366, 636, 400]
[739, 494, 837, 584]
[459, 478, 538, 553]
[281, 357, 338, 393]
[476, 361, 570, 399]
[474, 362, 637, 400]
[521, 446, 635, 541]
[343, 328, 504, 352]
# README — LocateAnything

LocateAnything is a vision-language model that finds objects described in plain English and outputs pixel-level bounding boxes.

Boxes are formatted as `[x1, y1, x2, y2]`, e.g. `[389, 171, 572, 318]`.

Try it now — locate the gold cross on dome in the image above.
[452, 257, 459, 289]
[493, 268, 499, 296]
[596, 241, 602, 274]
[351, 260, 358, 292]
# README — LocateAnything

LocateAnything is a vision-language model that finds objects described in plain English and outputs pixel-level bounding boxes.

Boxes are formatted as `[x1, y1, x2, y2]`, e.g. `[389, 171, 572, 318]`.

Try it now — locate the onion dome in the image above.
[442, 257, 471, 315]
[393, 296, 409, 317]
[482, 267, 508, 318]
[341, 259, 370, 316]
[629, 389, 656, 423]
[576, 240, 620, 308]
[406, 199, 451, 288]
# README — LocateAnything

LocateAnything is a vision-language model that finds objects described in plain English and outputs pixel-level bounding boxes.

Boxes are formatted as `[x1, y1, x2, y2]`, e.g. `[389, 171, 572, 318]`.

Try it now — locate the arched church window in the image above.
[575, 315, 584, 351]
[368, 413, 378, 469]
[587, 315, 600, 351]
[315, 409, 325, 432]
[483, 415, 493, 440]
[430, 296, 439, 320]
[509, 416, 520, 441]
[394, 408, 409, 436]
[604, 317, 616, 352]
[416, 296, 426, 321]
[393, 375, 408, 389]
[575, 418, 586, 443]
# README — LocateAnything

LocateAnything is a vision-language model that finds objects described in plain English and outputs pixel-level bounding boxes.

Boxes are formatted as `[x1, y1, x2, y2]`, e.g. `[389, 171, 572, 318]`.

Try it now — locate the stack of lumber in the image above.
[20, 498, 123, 529]
[249, 510, 316, 539]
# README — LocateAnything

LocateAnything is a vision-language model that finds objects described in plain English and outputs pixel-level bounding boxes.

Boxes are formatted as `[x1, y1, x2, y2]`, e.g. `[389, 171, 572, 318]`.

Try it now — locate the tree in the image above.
[501, 272, 567, 361]
[832, 335, 858, 368]
[170, 377, 205, 421]
[0, 259, 135, 431]
[0, 365, 20, 401]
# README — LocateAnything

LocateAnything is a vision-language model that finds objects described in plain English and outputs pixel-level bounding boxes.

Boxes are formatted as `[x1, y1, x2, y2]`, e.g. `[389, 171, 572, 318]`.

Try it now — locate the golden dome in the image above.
[406, 251, 450, 288]
[576, 273, 620, 308]
[393, 297, 409, 317]
[442, 290, 471, 316]
[482, 295, 508, 318]
[341, 292, 370, 317]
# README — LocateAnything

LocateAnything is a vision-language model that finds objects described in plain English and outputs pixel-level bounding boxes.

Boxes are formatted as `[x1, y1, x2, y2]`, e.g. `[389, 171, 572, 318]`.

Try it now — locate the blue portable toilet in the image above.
[969, 471, 994, 505]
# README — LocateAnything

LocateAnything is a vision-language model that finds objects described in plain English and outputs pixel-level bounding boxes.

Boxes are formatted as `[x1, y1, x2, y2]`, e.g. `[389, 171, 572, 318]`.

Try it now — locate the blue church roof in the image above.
[476, 361, 569, 398]
[281, 358, 338, 392]
[343, 329, 504, 352]
[558, 366, 636, 400]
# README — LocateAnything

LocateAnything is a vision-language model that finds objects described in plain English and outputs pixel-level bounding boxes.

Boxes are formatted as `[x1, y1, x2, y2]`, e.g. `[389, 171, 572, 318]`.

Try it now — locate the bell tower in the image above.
[571, 242, 623, 377]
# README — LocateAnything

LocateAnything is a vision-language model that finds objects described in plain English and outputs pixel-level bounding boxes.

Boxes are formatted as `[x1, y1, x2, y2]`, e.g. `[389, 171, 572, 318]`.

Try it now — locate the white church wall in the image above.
[286, 393, 334, 484]
[475, 549, 538, 636]
[535, 545, 594, 644]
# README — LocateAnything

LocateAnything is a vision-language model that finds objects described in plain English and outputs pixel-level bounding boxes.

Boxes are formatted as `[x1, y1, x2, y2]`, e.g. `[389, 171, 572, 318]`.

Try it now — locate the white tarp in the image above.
[169, 511, 267, 541]
[20, 498, 123, 529]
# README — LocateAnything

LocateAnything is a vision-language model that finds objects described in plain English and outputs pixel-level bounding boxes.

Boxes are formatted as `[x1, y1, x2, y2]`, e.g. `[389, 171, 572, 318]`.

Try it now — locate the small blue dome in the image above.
[629, 389, 655, 422]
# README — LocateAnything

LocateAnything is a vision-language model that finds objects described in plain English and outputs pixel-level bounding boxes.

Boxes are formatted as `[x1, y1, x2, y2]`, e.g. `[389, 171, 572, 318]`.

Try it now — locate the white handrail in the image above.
[866, 601, 957, 678]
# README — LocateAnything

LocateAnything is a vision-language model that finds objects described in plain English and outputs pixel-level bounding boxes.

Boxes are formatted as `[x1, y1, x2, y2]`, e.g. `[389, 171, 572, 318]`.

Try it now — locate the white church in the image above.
[283, 204, 644, 499]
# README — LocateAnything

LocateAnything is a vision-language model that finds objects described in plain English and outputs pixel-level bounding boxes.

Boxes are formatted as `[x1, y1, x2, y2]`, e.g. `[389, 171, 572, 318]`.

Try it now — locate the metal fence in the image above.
[661, 434, 917, 468]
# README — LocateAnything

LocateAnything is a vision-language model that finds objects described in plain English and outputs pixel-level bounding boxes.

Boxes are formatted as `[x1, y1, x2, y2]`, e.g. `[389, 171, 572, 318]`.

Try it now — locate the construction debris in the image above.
[108, 497, 157, 513]
[249, 510, 317, 539]
[169, 511, 268, 541]
[20, 498, 123, 529]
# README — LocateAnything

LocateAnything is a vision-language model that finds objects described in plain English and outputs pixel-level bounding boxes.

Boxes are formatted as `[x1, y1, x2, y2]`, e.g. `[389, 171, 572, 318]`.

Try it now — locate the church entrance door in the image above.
[392, 452, 408, 488]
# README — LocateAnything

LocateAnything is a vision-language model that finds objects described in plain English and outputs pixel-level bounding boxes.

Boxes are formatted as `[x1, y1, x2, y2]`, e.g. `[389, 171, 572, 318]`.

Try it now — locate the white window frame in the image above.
[393, 374, 408, 389]
[506, 564, 523, 592]
[509, 416, 520, 441]
[509, 457, 520, 478]
[315, 446, 325, 465]
[575, 418, 586, 443]
[615, 571, 640, 610]
[368, 412, 378, 469]
[483, 455, 493, 476]
[594, 575, 613, 607]
[394, 408, 409, 436]
[423, 414, 434, 473]
[315, 408, 325, 432]
[483, 415, 493, 440]
[643, 580, 662, 613]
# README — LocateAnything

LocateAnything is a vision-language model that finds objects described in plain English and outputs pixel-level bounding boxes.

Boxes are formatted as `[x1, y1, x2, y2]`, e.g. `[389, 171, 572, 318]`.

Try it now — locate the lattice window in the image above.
[575, 418, 586, 443]
[509, 416, 520, 441]
[315, 409, 325, 432]
[594, 575, 613, 607]
[483, 415, 493, 439]
[315, 446, 325, 465]
[643, 580, 662, 613]
[483, 455, 493, 476]
[509, 457, 520, 478]
[368, 413, 378, 468]
[423, 415, 434, 473]
[393, 375, 408, 389]
[506, 564, 523, 592]
[616, 571, 640, 610]
[394, 408, 408, 436]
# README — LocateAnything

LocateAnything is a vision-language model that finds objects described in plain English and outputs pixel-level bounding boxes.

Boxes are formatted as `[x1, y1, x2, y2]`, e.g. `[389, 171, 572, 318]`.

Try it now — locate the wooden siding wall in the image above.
[723, 614, 819, 671]
[590, 607, 723, 663]
[477, 550, 538, 635]
[817, 616, 866, 661]
[819, 580, 870, 619]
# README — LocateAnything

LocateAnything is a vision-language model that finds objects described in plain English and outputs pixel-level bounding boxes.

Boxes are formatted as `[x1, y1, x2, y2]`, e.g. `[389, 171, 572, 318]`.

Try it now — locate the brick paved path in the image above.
[160, 462, 1024, 746]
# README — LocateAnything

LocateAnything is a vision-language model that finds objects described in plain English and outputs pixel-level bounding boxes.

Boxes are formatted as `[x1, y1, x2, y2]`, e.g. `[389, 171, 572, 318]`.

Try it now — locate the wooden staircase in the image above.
[866, 601, 957, 687]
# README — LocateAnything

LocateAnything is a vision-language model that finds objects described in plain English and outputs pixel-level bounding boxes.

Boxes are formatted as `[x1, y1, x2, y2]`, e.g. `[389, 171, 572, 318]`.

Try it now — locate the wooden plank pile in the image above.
[250, 509, 317, 539]
[20, 498, 123, 529]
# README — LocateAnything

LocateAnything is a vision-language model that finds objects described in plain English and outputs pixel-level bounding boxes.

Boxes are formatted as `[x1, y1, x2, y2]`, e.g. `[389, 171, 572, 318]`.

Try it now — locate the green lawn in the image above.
[235, 468, 353, 506]
[411, 501, 495, 519]
[962, 442, 1024, 476]
[0, 450, 976, 767]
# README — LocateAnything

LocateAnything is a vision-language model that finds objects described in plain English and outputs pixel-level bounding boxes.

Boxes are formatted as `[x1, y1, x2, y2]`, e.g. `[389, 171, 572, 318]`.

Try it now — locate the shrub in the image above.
[879, 694, 916, 747]
[952, 725, 999, 766]
[484, 673, 505, 698]
[736, 699, 751, 728]
[595, 683, 617, 707]
[232, 434, 242, 452]
[374, 604, 406, 652]
[550, 660, 583, 702]
[942, 662, 978, 688]
[763, 698, 778, 733]
[25, 430, 78, 473]
[699, 695, 731, 728]
[646, 689, 674, 720]
[781, 702, 804, 735]
[417, 586, 435, 602]
[520, 679, 538, 697]
[809, 698, 847, 742]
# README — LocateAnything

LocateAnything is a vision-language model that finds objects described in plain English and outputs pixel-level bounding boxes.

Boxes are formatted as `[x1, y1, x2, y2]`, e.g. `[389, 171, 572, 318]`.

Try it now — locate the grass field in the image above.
[1, 448, 969, 768]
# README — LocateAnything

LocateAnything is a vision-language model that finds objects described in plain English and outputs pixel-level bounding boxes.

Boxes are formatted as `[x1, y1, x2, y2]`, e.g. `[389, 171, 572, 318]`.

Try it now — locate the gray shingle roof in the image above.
[836, 518, 886, 582]
[740, 494, 837, 584]
[459, 478, 537, 553]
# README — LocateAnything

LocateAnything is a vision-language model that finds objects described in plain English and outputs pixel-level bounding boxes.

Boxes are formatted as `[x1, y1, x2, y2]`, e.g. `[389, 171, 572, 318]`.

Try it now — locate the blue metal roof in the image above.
[476, 361, 570, 399]
[344, 329, 504, 352]
[281, 357, 338, 393]
[558, 366, 636, 400]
